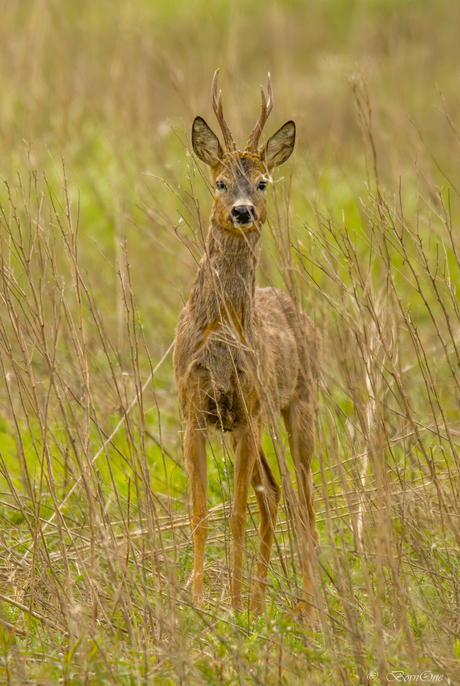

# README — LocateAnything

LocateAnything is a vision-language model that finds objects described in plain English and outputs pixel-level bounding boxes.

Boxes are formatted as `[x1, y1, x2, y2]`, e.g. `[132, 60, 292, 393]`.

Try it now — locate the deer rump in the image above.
[176, 286, 318, 433]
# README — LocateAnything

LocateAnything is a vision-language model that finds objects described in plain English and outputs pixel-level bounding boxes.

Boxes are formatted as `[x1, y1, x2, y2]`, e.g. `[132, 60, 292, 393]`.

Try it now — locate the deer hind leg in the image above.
[250, 448, 281, 613]
[282, 398, 317, 618]
[230, 418, 259, 612]
[184, 416, 208, 605]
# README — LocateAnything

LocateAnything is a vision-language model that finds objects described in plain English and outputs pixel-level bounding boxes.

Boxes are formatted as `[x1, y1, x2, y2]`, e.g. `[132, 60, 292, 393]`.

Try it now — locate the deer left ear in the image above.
[192, 116, 224, 166]
[262, 121, 296, 170]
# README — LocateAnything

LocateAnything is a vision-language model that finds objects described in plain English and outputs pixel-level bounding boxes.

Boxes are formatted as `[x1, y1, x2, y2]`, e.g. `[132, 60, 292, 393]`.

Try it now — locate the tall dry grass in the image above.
[1, 1, 460, 684]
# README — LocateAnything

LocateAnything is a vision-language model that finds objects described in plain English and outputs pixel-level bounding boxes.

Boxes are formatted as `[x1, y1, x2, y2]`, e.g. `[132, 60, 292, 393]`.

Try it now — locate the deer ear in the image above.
[192, 117, 224, 166]
[262, 121, 296, 170]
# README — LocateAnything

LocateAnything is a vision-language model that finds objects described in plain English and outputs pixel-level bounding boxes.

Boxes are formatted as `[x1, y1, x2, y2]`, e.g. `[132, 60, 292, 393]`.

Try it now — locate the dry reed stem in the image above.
[1, 84, 460, 683]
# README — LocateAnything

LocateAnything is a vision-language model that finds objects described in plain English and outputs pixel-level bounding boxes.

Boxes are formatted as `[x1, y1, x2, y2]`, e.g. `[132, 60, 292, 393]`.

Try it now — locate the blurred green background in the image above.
[2, 0, 460, 335]
[2, 0, 460, 319]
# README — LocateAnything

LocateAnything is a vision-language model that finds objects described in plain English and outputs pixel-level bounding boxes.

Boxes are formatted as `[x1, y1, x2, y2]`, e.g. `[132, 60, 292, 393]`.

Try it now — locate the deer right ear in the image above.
[192, 117, 224, 166]
[262, 121, 296, 170]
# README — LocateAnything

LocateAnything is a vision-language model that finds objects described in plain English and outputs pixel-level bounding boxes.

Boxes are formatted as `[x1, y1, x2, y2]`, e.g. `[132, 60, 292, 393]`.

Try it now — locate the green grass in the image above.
[1, 0, 460, 684]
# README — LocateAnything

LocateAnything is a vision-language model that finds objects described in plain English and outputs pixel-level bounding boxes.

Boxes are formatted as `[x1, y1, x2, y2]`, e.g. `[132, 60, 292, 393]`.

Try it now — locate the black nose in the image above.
[231, 205, 256, 224]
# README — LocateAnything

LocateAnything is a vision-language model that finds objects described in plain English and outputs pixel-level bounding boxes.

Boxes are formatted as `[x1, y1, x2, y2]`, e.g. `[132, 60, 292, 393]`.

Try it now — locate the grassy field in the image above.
[1, 0, 460, 683]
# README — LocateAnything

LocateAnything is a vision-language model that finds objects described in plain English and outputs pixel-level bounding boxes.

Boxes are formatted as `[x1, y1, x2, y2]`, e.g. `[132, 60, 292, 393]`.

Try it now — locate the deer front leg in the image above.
[184, 418, 208, 604]
[231, 419, 259, 612]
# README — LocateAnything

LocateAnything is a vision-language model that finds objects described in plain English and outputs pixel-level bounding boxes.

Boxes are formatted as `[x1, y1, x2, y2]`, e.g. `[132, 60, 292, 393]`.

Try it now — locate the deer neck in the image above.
[188, 217, 261, 337]
[208, 212, 261, 259]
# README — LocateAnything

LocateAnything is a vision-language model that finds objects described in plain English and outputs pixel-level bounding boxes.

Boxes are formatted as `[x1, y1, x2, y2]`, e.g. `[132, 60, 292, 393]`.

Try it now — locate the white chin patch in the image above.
[233, 221, 254, 230]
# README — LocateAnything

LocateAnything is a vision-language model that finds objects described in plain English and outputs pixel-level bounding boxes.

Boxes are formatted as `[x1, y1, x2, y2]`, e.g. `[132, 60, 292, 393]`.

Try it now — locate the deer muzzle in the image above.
[230, 205, 258, 228]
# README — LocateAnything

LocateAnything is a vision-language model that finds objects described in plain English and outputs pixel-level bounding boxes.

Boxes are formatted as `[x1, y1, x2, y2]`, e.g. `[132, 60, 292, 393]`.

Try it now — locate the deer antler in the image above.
[245, 73, 273, 152]
[211, 69, 236, 152]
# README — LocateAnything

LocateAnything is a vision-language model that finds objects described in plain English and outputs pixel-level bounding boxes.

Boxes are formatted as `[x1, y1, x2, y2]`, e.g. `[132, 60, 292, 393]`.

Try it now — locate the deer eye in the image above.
[216, 181, 226, 191]
[258, 181, 267, 192]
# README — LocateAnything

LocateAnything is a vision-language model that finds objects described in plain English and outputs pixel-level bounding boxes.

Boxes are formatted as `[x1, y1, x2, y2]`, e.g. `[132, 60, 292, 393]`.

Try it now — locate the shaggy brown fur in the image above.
[174, 71, 321, 616]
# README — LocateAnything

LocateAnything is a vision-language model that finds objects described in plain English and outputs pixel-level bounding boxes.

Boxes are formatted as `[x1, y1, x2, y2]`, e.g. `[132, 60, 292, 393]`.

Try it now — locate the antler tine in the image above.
[211, 69, 236, 151]
[245, 72, 274, 152]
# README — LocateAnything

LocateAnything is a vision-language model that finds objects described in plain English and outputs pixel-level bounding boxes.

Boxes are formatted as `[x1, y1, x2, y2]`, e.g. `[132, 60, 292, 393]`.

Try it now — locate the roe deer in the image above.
[174, 70, 320, 617]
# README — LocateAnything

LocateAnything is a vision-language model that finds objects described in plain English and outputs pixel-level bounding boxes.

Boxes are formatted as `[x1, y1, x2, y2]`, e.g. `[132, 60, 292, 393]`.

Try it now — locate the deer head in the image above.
[192, 70, 296, 233]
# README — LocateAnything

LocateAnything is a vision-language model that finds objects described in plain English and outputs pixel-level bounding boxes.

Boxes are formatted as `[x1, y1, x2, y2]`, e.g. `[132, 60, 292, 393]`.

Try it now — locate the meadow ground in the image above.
[0, 1, 459, 683]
